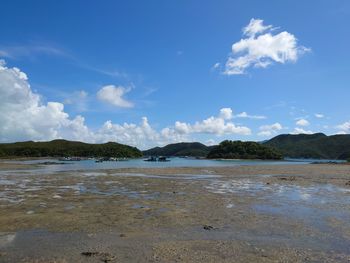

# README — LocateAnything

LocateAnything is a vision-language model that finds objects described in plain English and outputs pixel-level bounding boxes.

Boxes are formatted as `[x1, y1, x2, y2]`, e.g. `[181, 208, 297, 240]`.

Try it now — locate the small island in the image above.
[207, 140, 282, 160]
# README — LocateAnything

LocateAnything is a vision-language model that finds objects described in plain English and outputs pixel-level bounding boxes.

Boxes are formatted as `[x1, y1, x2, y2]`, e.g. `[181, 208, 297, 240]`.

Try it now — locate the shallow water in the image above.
[6, 157, 319, 172]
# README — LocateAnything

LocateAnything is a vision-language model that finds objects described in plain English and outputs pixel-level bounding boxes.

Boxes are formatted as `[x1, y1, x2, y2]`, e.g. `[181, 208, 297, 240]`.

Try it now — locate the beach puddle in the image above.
[0, 233, 16, 248]
[206, 179, 269, 195]
[110, 172, 221, 180]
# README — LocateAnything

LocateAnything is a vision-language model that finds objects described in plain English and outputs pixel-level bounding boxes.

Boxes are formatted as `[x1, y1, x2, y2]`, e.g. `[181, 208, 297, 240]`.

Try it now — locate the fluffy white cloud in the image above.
[292, 127, 313, 134]
[0, 59, 91, 142]
[219, 108, 233, 120]
[97, 85, 134, 108]
[235, 111, 266, 119]
[315, 113, 324, 118]
[336, 121, 350, 134]
[296, 118, 310, 126]
[174, 108, 251, 136]
[224, 18, 310, 75]
[0, 60, 253, 149]
[93, 117, 187, 149]
[258, 122, 283, 137]
[243, 18, 273, 38]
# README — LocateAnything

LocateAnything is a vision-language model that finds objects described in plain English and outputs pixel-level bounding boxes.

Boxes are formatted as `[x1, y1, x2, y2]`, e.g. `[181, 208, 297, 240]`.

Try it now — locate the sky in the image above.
[1, 0, 350, 149]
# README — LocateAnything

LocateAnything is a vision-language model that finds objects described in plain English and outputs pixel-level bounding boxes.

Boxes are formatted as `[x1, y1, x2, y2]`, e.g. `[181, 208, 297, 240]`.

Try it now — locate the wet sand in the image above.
[1, 163, 350, 262]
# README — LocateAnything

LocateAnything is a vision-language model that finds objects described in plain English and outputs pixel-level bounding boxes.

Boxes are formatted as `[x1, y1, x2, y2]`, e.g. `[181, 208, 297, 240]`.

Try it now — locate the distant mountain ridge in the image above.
[144, 133, 350, 160]
[143, 142, 214, 157]
[264, 133, 350, 160]
[1, 133, 349, 160]
[0, 139, 142, 158]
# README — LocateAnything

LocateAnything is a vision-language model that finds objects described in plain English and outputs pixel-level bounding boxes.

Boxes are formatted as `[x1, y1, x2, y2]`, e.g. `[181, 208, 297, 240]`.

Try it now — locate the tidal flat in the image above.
[1, 163, 350, 262]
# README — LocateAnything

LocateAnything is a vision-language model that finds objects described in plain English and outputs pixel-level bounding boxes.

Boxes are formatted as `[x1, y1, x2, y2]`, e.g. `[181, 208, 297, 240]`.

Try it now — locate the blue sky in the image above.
[1, 0, 350, 149]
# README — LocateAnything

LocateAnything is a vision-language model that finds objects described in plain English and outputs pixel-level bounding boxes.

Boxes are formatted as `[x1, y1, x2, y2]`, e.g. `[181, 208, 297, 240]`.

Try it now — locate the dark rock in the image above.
[81, 251, 116, 262]
[203, 225, 214, 230]
[82, 251, 100, 257]
[278, 176, 296, 181]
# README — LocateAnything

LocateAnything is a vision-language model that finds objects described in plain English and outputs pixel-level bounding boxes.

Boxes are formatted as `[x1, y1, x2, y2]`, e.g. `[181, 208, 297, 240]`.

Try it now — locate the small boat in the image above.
[158, 156, 170, 162]
[144, 156, 157, 162]
[144, 156, 170, 162]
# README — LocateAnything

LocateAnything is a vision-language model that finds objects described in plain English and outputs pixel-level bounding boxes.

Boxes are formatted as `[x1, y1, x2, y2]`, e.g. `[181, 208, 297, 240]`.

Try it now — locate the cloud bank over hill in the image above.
[0, 60, 255, 149]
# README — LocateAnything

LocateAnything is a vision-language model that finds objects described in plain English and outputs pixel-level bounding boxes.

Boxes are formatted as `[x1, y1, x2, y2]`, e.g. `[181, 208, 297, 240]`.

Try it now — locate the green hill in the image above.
[0, 139, 142, 158]
[207, 140, 282, 160]
[264, 133, 350, 159]
[143, 142, 213, 157]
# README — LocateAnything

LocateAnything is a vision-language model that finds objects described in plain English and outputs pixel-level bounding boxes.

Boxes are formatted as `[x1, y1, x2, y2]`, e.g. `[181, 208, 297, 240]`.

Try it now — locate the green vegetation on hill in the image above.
[143, 142, 213, 157]
[0, 140, 142, 158]
[207, 140, 282, 160]
[264, 133, 350, 160]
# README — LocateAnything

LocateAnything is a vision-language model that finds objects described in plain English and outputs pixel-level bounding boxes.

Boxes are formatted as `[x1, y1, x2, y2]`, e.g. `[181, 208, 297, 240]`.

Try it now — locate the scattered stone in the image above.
[278, 176, 296, 181]
[52, 194, 62, 199]
[81, 251, 116, 262]
[26, 210, 35, 215]
[345, 181, 350, 186]
[81, 252, 100, 257]
[203, 225, 214, 231]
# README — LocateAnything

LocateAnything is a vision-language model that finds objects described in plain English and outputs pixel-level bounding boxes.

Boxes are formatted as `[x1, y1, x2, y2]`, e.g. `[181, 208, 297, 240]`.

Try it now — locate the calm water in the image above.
[7, 157, 340, 173]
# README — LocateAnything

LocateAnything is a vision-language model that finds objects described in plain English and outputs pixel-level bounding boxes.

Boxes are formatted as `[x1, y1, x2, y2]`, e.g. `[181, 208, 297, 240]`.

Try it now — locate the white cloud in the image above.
[292, 127, 313, 134]
[0, 44, 68, 59]
[212, 62, 220, 70]
[336, 121, 350, 134]
[0, 59, 91, 142]
[0, 60, 253, 149]
[206, 139, 216, 146]
[223, 18, 310, 75]
[314, 113, 324, 118]
[258, 122, 283, 137]
[336, 131, 347, 135]
[94, 117, 188, 149]
[219, 108, 233, 120]
[243, 18, 274, 38]
[174, 108, 251, 136]
[296, 118, 310, 126]
[63, 90, 89, 112]
[97, 85, 134, 108]
[235, 111, 266, 119]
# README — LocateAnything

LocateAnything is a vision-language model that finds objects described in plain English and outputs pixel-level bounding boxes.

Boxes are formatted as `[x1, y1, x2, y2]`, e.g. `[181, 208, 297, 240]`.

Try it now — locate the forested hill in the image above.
[264, 133, 350, 160]
[207, 140, 283, 160]
[0, 140, 142, 158]
[143, 142, 214, 157]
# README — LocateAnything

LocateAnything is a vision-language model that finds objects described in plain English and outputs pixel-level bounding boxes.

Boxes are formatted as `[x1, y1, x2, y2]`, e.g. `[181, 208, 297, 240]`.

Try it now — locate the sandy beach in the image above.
[1, 162, 350, 262]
